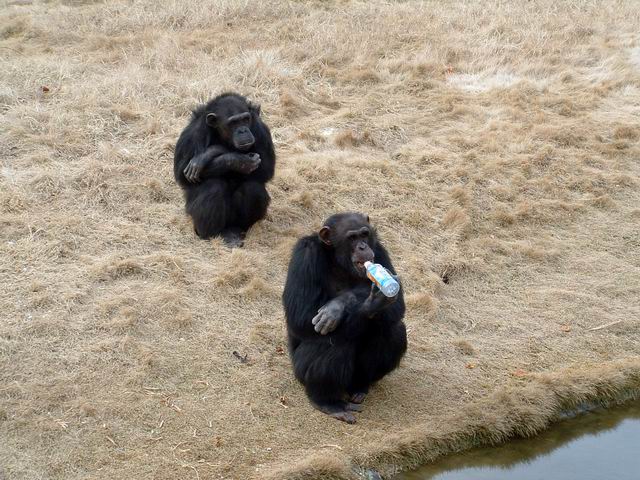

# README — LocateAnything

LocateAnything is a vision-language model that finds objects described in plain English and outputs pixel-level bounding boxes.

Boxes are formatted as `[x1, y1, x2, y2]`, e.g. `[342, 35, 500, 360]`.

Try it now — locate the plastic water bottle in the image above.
[364, 261, 400, 297]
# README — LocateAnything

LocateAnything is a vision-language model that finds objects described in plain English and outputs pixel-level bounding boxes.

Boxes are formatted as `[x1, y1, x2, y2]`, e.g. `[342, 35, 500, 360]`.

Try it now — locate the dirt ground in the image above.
[1, 1, 639, 479]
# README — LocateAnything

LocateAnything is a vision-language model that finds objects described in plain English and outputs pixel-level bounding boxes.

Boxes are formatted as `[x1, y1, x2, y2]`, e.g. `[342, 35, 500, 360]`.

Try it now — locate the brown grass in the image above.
[1, 1, 640, 479]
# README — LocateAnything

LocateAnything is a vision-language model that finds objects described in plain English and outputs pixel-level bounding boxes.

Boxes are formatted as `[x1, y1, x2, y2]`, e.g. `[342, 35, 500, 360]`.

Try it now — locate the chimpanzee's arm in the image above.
[247, 120, 276, 183]
[328, 285, 397, 339]
[183, 146, 260, 182]
[369, 242, 405, 323]
[283, 236, 331, 339]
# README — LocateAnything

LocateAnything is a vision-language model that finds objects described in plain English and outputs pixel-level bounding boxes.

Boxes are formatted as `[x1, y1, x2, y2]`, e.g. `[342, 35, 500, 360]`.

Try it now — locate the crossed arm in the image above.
[312, 282, 398, 335]
[183, 146, 261, 183]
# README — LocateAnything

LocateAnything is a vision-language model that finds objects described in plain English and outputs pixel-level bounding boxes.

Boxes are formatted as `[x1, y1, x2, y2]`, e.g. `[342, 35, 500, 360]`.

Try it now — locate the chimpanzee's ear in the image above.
[205, 113, 217, 127]
[248, 101, 261, 117]
[318, 226, 332, 245]
[365, 214, 370, 224]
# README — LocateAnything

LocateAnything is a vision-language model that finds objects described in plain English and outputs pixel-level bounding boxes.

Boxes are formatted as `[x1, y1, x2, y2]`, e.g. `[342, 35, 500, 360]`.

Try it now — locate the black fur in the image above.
[174, 93, 275, 240]
[282, 213, 407, 419]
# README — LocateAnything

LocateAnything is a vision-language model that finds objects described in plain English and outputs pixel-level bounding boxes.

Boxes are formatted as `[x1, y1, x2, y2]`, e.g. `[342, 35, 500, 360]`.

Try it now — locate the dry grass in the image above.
[1, 1, 640, 479]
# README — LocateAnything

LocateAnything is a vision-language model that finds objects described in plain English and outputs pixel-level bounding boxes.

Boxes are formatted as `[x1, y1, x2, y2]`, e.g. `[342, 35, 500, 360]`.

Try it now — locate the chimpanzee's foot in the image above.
[346, 402, 364, 412]
[312, 401, 357, 424]
[329, 411, 357, 423]
[222, 228, 244, 248]
[349, 392, 367, 404]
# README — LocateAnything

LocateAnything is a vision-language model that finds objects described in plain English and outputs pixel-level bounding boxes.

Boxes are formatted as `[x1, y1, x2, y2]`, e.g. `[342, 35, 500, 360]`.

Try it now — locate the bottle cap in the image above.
[364, 261, 373, 268]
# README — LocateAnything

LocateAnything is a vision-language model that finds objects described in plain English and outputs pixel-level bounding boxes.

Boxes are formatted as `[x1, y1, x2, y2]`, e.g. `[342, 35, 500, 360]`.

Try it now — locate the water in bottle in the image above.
[364, 261, 400, 297]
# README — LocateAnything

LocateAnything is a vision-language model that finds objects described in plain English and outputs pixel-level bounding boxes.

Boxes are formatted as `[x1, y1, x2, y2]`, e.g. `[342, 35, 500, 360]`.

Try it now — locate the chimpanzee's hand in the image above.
[363, 275, 399, 316]
[366, 284, 395, 305]
[183, 156, 208, 183]
[233, 153, 261, 174]
[312, 298, 346, 335]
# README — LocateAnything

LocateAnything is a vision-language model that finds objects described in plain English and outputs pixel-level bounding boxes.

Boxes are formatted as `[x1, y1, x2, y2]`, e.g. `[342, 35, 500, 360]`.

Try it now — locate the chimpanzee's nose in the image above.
[358, 243, 366, 250]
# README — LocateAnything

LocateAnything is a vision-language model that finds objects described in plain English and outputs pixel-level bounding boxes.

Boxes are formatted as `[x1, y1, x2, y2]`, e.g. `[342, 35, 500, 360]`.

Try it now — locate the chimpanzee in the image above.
[174, 93, 275, 247]
[282, 213, 407, 423]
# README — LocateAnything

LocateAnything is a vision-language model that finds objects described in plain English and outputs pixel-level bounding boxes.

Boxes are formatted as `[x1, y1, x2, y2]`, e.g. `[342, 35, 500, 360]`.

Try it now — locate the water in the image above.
[398, 401, 640, 480]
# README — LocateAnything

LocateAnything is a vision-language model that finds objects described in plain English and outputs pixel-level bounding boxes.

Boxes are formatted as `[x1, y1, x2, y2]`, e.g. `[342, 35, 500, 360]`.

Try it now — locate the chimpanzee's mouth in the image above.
[236, 142, 254, 151]
[352, 252, 373, 276]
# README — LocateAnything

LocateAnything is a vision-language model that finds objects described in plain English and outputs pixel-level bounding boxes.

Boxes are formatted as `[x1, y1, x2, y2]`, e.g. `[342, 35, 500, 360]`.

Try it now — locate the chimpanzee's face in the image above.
[320, 213, 376, 278]
[205, 97, 259, 151]
[344, 225, 375, 277]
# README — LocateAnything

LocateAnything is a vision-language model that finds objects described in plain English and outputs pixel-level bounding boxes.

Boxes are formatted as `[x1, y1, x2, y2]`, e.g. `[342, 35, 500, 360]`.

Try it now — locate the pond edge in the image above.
[261, 356, 640, 480]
